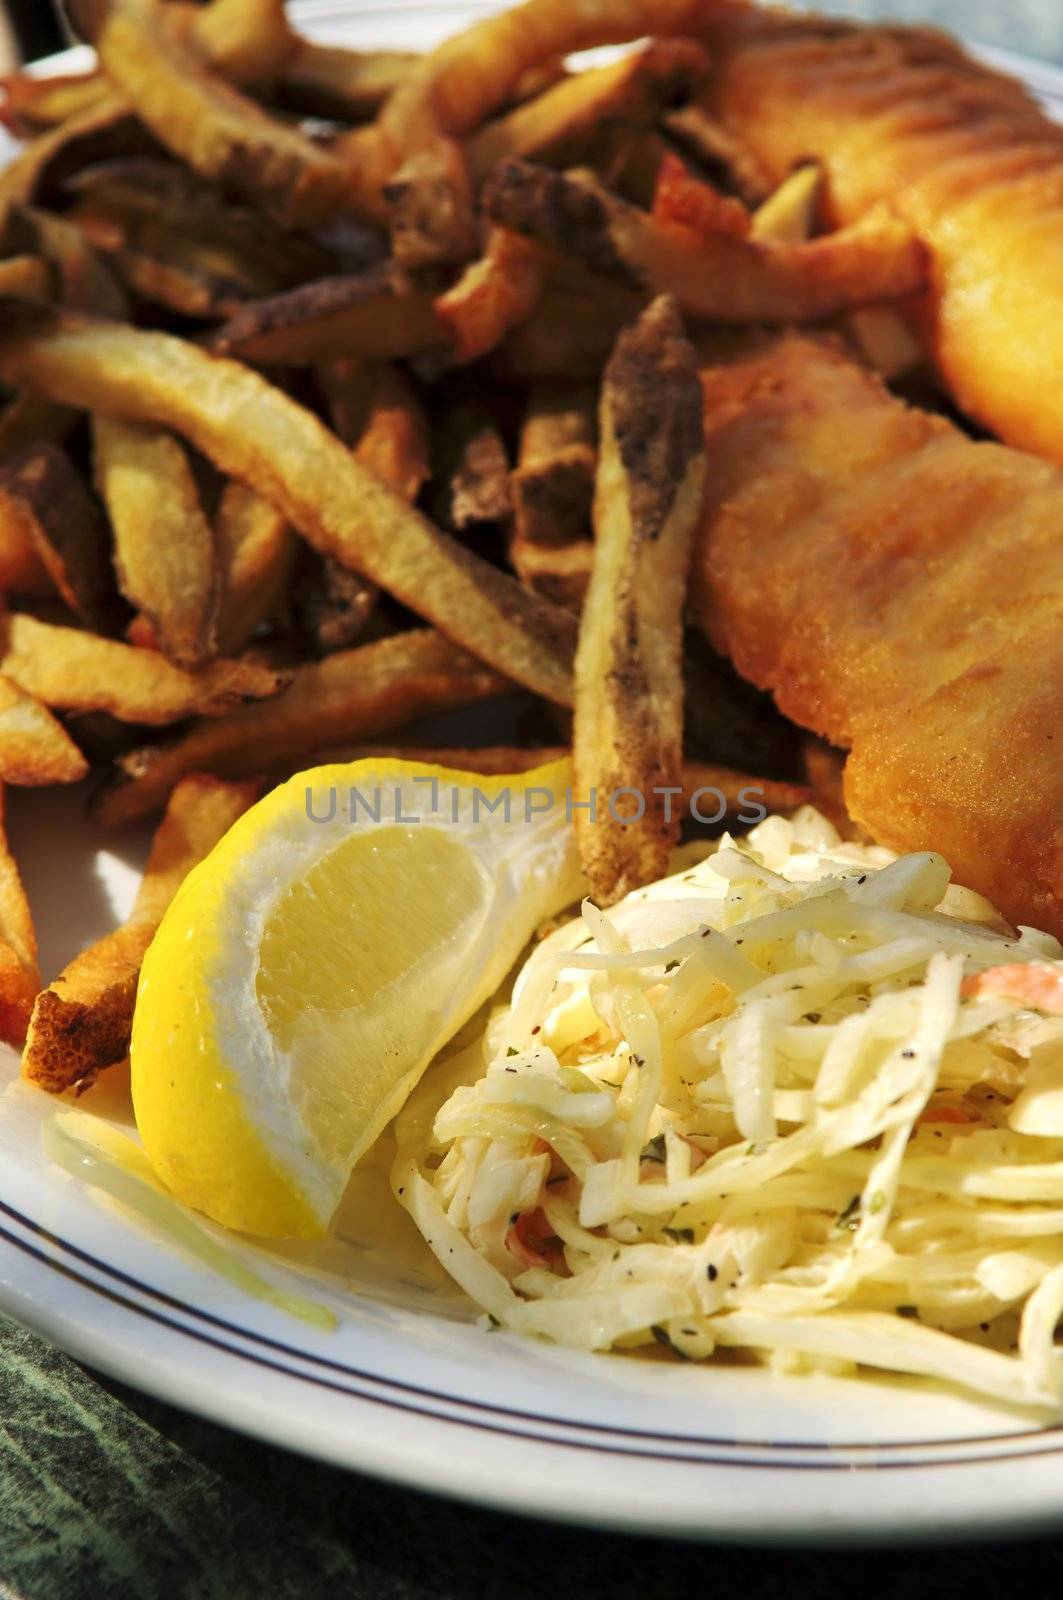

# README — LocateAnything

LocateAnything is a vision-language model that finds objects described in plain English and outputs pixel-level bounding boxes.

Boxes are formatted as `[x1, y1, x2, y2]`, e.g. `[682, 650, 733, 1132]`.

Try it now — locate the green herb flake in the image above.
[640, 1134, 667, 1164]
[663, 1226, 695, 1244]
[651, 1324, 692, 1361]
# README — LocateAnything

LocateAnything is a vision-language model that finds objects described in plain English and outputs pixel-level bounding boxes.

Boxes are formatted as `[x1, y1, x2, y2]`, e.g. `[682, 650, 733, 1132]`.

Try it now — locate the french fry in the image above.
[22, 773, 261, 1093]
[276, 43, 415, 122]
[93, 414, 220, 670]
[318, 358, 431, 503]
[0, 391, 77, 469]
[485, 161, 929, 324]
[7, 205, 129, 316]
[292, 548, 377, 658]
[512, 382, 597, 547]
[429, 385, 512, 533]
[69, 0, 350, 228]
[92, 629, 509, 824]
[651, 151, 752, 241]
[0, 257, 48, 300]
[385, 136, 479, 270]
[0, 442, 125, 632]
[750, 163, 824, 243]
[0, 782, 39, 1047]
[436, 227, 549, 365]
[467, 41, 711, 184]
[0, 312, 577, 704]
[662, 103, 772, 204]
[510, 382, 596, 606]
[0, 97, 147, 232]
[214, 481, 295, 655]
[180, 0, 296, 85]
[0, 675, 88, 786]
[0, 612, 288, 724]
[679, 758, 812, 820]
[573, 296, 706, 903]
[212, 265, 442, 365]
[109, 249, 248, 318]
[493, 280, 642, 382]
[0, 71, 112, 137]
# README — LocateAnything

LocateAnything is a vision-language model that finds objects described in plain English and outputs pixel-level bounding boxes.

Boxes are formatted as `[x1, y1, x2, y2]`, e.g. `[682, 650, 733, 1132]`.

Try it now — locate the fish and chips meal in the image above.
[7, 0, 1063, 1412]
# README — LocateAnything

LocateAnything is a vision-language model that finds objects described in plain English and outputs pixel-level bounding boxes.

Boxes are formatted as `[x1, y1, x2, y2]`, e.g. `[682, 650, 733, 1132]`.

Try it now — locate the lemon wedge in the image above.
[131, 757, 581, 1238]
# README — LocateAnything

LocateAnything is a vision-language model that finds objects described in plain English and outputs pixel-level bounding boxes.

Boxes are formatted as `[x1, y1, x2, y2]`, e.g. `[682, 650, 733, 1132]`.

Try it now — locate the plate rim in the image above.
[6, 2, 1063, 1546]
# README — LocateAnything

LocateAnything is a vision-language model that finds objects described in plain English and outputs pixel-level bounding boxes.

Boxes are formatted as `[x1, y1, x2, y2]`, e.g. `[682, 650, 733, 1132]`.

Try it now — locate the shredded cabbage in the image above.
[394, 807, 1063, 1409]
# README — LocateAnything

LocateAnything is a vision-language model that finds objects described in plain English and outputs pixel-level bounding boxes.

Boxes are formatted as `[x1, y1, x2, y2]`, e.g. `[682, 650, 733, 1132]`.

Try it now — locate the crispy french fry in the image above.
[292, 548, 377, 658]
[0, 675, 88, 786]
[22, 773, 261, 1092]
[180, 0, 296, 85]
[276, 43, 415, 122]
[510, 381, 596, 607]
[436, 227, 548, 365]
[213, 265, 442, 365]
[0, 256, 48, 300]
[0, 392, 77, 474]
[110, 249, 248, 318]
[0, 782, 39, 1047]
[0, 442, 125, 632]
[512, 382, 597, 547]
[662, 103, 772, 204]
[214, 480, 295, 655]
[385, 136, 479, 270]
[319, 358, 431, 503]
[485, 161, 928, 323]
[8, 205, 129, 316]
[573, 296, 706, 903]
[70, 0, 350, 227]
[493, 280, 642, 382]
[680, 758, 812, 820]
[750, 163, 824, 243]
[651, 151, 752, 240]
[0, 71, 112, 136]
[429, 386, 512, 532]
[0, 97, 147, 232]
[467, 41, 710, 184]
[93, 414, 220, 670]
[0, 312, 577, 703]
[92, 629, 508, 824]
[0, 611, 288, 724]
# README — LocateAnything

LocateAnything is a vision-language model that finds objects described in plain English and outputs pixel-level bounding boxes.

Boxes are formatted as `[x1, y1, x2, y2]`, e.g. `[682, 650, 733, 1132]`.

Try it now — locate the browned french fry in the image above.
[319, 358, 431, 504]
[574, 296, 706, 903]
[0, 97, 147, 233]
[69, 0, 350, 227]
[292, 548, 378, 658]
[429, 386, 512, 533]
[386, 136, 479, 271]
[512, 382, 596, 548]
[0, 312, 577, 703]
[485, 161, 929, 324]
[93, 414, 219, 670]
[510, 538, 595, 610]
[467, 41, 710, 184]
[0, 675, 88, 786]
[0, 442, 125, 632]
[8, 205, 129, 317]
[493, 279, 644, 382]
[0, 256, 48, 300]
[213, 266, 442, 366]
[22, 773, 261, 1093]
[112, 250, 249, 318]
[662, 102, 771, 204]
[0, 391, 77, 468]
[0, 71, 112, 136]
[510, 382, 596, 608]
[92, 629, 509, 824]
[0, 782, 39, 1048]
[436, 227, 548, 365]
[214, 480, 295, 655]
[0, 611, 288, 724]
[276, 43, 415, 122]
[680, 759, 812, 821]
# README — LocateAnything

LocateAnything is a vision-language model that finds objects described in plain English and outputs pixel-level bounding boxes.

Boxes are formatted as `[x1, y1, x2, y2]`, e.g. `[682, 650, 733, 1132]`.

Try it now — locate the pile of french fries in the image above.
[0, 0, 917, 1095]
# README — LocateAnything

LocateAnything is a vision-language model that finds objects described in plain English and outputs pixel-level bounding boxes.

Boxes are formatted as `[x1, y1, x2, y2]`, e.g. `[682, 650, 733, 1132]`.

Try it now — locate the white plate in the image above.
[4, 2, 1063, 1548]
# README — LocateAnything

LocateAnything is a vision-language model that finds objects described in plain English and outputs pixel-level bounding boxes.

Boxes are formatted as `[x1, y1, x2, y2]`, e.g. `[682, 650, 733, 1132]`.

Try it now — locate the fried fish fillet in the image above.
[698, 8, 1063, 463]
[692, 332, 1063, 938]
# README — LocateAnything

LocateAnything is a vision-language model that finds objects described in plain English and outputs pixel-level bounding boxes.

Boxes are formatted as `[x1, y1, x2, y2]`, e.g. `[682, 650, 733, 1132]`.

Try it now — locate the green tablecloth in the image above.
[5, 2, 1063, 1594]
